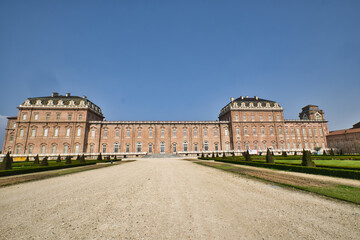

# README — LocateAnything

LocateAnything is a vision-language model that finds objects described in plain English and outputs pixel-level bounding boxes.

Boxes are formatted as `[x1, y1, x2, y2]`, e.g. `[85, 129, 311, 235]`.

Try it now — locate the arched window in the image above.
[64, 145, 69, 153]
[89, 144, 94, 153]
[315, 112, 322, 121]
[160, 142, 165, 153]
[114, 142, 119, 153]
[126, 144, 130, 153]
[102, 144, 107, 153]
[44, 128, 48, 137]
[215, 143, 219, 151]
[54, 128, 59, 137]
[204, 141, 209, 151]
[173, 143, 177, 153]
[183, 129, 187, 137]
[52, 145, 57, 154]
[194, 143, 198, 151]
[254, 141, 258, 150]
[16, 145, 21, 154]
[136, 142, 142, 152]
[66, 128, 71, 137]
[194, 129, 198, 137]
[41, 145, 46, 154]
[75, 144, 80, 153]
[183, 141, 188, 151]
[148, 144, 153, 153]
[28, 145, 33, 154]
[262, 141, 267, 150]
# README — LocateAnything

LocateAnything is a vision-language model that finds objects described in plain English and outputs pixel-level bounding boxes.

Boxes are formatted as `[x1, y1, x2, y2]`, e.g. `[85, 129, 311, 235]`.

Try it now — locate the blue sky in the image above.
[0, 0, 359, 147]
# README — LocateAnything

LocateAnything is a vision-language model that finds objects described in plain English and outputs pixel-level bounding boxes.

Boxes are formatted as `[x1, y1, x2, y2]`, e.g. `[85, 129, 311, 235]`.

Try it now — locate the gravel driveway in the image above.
[0, 158, 359, 239]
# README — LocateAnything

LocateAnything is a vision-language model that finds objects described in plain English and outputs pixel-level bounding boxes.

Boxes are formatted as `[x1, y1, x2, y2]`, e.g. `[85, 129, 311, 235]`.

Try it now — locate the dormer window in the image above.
[36, 100, 42, 105]
[249, 102, 254, 107]
[315, 112, 322, 121]
[69, 100, 75, 106]
[257, 102, 261, 107]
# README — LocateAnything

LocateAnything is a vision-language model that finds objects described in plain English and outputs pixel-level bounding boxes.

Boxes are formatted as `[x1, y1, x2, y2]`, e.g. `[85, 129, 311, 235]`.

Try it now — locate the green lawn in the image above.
[268, 159, 360, 168]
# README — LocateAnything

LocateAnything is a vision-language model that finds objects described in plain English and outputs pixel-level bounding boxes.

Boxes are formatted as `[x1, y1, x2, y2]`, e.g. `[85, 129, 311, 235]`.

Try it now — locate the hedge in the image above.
[0, 162, 97, 177]
[199, 158, 360, 180]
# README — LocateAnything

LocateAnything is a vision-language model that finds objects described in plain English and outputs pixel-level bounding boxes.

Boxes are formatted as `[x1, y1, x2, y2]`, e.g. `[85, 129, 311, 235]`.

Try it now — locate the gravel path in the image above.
[0, 158, 359, 239]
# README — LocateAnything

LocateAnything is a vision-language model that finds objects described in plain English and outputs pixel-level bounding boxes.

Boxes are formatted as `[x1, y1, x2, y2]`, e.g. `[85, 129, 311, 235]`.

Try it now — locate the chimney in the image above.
[255, 96, 258, 100]
[83, 95, 87, 99]
[240, 96, 244, 100]
[65, 93, 71, 97]
[230, 97, 234, 102]
[52, 92, 59, 97]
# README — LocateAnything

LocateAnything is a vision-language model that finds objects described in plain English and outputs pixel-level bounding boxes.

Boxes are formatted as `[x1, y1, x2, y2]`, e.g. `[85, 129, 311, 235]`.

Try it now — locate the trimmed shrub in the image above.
[222, 152, 226, 159]
[323, 150, 327, 156]
[302, 150, 316, 167]
[34, 154, 40, 165]
[294, 151, 297, 156]
[97, 153, 103, 161]
[330, 148, 335, 156]
[40, 156, 49, 166]
[25, 156, 29, 162]
[0, 152, 12, 170]
[212, 152, 215, 158]
[245, 150, 252, 161]
[76, 155, 81, 160]
[216, 152, 219, 158]
[56, 154, 61, 163]
[80, 154, 86, 163]
[65, 156, 72, 164]
[282, 151, 287, 157]
[201, 152, 205, 158]
[266, 149, 274, 163]
[339, 149, 343, 155]
[114, 155, 117, 160]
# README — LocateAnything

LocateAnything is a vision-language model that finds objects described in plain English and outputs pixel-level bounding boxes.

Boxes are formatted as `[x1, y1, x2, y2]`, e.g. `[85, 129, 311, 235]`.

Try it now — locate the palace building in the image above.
[2, 93, 329, 157]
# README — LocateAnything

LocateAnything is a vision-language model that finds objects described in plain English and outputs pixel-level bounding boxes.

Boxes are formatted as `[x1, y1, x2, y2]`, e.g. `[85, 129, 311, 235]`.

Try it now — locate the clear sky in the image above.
[0, 0, 359, 147]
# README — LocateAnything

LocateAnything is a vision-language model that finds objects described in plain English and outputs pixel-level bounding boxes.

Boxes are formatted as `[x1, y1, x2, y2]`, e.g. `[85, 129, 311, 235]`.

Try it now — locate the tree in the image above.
[0, 152, 12, 170]
[97, 153, 103, 161]
[301, 150, 316, 167]
[34, 154, 40, 165]
[245, 150, 252, 161]
[216, 152, 219, 158]
[294, 151, 297, 156]
[76, 155, 80, 160]
[266, 149, 274, 163]
[323, 150, 327, 156]
[41, 156, 49, 166]
[56, 154, 61, 163]
[212, 152, 215, 158]
[282, 151, 287, 157]
[65, 156, 72, 164]
[113, 155, 117, 160]
[79, 154, 85, 163]
[25, 156, 29, 162]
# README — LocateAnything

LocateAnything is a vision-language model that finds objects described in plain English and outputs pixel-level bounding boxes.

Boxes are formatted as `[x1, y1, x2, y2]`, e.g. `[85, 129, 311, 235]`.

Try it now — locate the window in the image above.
[296, 128, 300, 135]
[245, 142, 249, 150]
[224, 129, 228, 136]
[28, 145, 33, 154]
[79, 114, 82, 120]
[270, 127, 274, 135]
[291, 128, 295, 135]
[138, 129, 142, 138]
[54, 128, 59, 137]
[285, 127, 289, 135]
[260, 115, 263, 121]
[66, 128, 71, 137]
[277, 115, 280, 121]
[56, 113, 60, 120]
[268, 115, 272, 121]
[137, 142, 142, 152]
[204, 129, 208, 137]
[236, 128, 240, 136]
[183, 129, 187, 137]
[237, 142, 241, 150]
[194, 129, 198, 137]
[308, 128, 312, 136]
[244, 127, 248, 135]
[77, 128, 81, 137]
[13, 123, 16, 128]
[160, 142, 165, 153]
[293, 143, 296, 149]
[281, 142, 284, 149]
[173, 144, 177, 153]
[204, 141, 209, 151]
[254, 142, 258, 150]
[298, 142, 302, 149]
[115, 130, 119, 137]
[253, 127, 256, 135]
[16, 145, 21, 154]
[235, 115, 238, 121]
[102, 144, 107, 153]
[126, 144, 130, 153]
[104, 130, 108, 138]
[127, 129, 130, 137]
[46, 114, 50, 120]
[44, 128, 48, 137]
[251, 115, 254, 121]
[68, 114, 72, 121]
[75, 144, 79, 153]
[305, 142, 308, 149]
[91, 129, 95, 137]
[148, 144, 153, 153]
[243, 115, 246, 121]
[314, 128, 317, 136]
[319, 128, 323, 136]
[215, 143, 219, 151]
[225, 143, 229, 151]
[31, 129, 36, 137]
[41, 145, 46, 154]
[64, 145, 69, 153]
[173, 129, 176, 137]
[161, 130, 164, 138]
[263, 142, 267, 150]
[311, 142, 314, 149]
[10, 134, 14, 141]
[315, 112, 322, 121]
[22, 114, 27, 120]
[261, 127, 265, 135]
[149, 129, 153, 138]
[90, 144, 94, 153]
[194, 143, 198, 151]
[287, 142, 291, 149]
[302, 128, 306, 137]
[34, 114, 38, 120]
[183, 141, 188, 151]
[114, 142, 119, 153]
[272, 142, 276, 149]
[214, 129, 218, 137]
[279, 127, 282, 135]
[19, 129, 24, 137]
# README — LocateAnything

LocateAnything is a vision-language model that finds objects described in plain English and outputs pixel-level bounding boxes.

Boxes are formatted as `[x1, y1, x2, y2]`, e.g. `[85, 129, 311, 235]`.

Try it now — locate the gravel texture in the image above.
[0, 158, 359, 239]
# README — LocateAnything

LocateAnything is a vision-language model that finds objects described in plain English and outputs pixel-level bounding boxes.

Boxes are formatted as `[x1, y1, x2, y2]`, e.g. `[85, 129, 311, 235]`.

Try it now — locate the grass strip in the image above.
[197, 162, 360, 205]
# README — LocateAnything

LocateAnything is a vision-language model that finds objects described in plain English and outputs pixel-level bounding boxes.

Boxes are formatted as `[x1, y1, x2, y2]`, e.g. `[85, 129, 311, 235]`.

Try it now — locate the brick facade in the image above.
[326, 122, 360, 154]
[2, 93, 329, 156]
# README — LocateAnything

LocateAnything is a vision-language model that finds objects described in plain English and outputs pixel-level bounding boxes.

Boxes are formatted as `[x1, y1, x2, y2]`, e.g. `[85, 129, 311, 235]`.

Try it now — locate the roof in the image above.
[327, 128, 360, 136]
[231, 96, 278, 107]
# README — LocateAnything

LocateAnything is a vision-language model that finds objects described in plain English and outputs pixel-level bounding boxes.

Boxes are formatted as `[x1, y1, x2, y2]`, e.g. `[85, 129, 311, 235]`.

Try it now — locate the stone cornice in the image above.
[284, 119, 328, 123]
[89, 121, 230, 124]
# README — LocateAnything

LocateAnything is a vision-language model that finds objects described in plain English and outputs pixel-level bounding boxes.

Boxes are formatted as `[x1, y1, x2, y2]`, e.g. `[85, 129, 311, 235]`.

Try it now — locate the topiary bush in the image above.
[245, 150, 252, 161]
[212, 152, 215, 158]
[97, 153, 103, 161]
[302, 150, 316, 167]
[216, 152, 219, 158]
[323, 150, 327, 156]
[25, 156, 29, 162]
[330, 148, 335, 156]
[56, 154, 61, 163]
[266, 149, 274, 163]
[282, 151, 287, 157]
[41, 156, 49, 166]
[80, 154, 86, 163]
[222, 152, 226, 159]
[0, 152, 12, 170]
[34, 154, 40, 165]
[65, 156, 72, 164]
